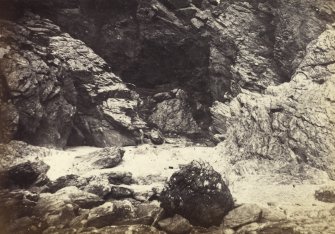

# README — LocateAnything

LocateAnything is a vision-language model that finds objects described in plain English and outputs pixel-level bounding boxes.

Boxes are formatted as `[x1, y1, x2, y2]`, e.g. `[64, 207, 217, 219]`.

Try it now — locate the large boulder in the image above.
[160, 160, 234, 227]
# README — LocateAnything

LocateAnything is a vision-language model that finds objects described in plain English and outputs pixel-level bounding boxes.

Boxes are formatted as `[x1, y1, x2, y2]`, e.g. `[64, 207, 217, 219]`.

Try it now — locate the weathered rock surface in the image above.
[158, 214, 193, 234]
[81, 224, 165, 234]
[315, 186, 335, 203]
[86, 200, 162, 228]
[160, 160, 234, 227]
[72, 147, 124, 172]
[4, 160, 49, 188]
[148, 89, 201, 136]
[1, 0, 334, 142]
[223, 204, 262, 229]
[0, 12, 146, 148]
[8, 0, 334, 104]
[211, 25, 335, 179]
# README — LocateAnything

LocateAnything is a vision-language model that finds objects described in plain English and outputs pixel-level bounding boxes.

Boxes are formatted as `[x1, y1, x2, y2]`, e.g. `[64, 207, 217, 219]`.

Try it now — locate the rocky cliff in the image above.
[211, 24, 335, 179]
[1, 0, 334, 146]
[0, 12, 146, 148]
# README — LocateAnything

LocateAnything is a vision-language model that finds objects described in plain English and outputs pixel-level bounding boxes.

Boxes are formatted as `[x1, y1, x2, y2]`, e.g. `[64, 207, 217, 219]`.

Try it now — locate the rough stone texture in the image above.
[1, 0, 334, 140]
[211, 26, 335, 179]
[0, 141, 53, 171]
[81, 225, 165, 234]
[0, 12, 146, 148]
[148, 91, 201, 136]
[34, 186, 104, 228]
[72, 147, 124, 172]
[315, 186, 335, 203]
[223, 204, 262, 229]
[4, 160, 50, 188]
[160, 160, 234, 227]
[0, 189, 41, 233]
[11, 0, 334, 97]
[158, 214, 193, 234]
[86, 200, 159, 228]
[148, 129, 165, 145]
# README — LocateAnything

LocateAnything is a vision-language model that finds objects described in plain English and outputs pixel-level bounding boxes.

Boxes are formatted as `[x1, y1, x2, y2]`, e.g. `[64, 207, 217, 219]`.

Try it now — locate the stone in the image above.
[149, 129, 165, 145]
[260, 207, 287, 222]
[149, 97, 201, 136]
[0, 189, 39, 221]
[158, 214, 193, 234]
[34, 187, 104, 228]
[5, 161, 50, 188]
[72, 147, 124, 173]
[81, 225, 165, 234]
[223, 204, 262, 229]
[0, 102, 19, 144]
[107, 172, 134, 185]
[86, 200, 135, 228]
[160, 160, 234, 227]
[315, 186, 335, 203]
[90, 148, 124, 168]
[106, 186, 134, 199]
[35, 187, 104, 223]
[47, 174, 88, 193]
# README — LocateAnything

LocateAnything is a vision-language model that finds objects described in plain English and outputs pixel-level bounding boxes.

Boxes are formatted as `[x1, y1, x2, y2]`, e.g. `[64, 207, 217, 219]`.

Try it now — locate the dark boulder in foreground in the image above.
[160, 160, 234, 227]
[4, 161, 49, 188]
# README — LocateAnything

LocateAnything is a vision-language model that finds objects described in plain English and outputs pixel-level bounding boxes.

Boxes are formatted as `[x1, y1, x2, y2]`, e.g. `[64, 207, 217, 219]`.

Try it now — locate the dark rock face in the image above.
[0, 12, 146, 148]
[160, 160, 234, 227]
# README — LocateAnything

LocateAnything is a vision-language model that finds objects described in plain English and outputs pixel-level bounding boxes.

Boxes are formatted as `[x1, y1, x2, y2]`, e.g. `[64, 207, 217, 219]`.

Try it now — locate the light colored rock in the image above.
[212, 26, 335, 179]
[223, 204, 262, 229]
[158, 214, 193, 234]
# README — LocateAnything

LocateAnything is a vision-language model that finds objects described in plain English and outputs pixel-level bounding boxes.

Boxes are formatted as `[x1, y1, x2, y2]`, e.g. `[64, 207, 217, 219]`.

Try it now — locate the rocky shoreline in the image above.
[0, 141, 335, 233]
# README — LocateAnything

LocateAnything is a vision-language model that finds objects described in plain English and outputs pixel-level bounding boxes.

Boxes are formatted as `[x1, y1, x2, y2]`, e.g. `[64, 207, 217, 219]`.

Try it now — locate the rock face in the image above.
[1, 0, 334, 141]
[160, 160, 234, 227]
[147, 89, 202, 136]
[0, 12, 146, 148]
[211, 25, 335, 179]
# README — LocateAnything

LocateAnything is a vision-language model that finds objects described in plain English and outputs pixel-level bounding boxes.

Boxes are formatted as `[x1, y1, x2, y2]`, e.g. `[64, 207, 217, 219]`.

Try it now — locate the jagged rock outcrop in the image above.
[3, 0, 333, 139]
[0, 12, 146, 147]
[211, 25, 335, 179]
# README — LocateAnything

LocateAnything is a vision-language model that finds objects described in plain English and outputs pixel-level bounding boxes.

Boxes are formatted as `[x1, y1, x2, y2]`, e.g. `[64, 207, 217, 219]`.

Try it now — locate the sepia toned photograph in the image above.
[0, 0, 334, 233]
